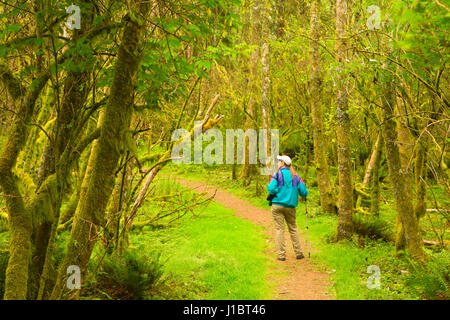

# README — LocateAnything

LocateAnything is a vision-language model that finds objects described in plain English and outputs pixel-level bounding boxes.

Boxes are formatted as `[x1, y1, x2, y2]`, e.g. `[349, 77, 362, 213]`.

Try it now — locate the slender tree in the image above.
[335, 0, 353, 240]
[310, 0, 337, 214]
[241, 0, 260, 184]
[380, 69, 424, 258]
[261, 0, 272, 176]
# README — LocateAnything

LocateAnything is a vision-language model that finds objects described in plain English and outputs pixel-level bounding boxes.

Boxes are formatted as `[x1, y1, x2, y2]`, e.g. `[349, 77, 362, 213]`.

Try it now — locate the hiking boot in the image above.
[277, 257, 286, 261]
[296, 253, 305, 260]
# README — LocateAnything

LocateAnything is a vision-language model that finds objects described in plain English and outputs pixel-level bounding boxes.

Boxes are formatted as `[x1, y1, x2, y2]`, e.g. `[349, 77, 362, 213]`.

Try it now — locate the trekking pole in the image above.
[305, 198, 310, 258]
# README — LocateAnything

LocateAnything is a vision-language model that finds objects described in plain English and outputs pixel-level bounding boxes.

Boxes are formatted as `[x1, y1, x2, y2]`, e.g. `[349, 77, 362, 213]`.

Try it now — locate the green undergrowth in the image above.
[83, 246, 165, 300]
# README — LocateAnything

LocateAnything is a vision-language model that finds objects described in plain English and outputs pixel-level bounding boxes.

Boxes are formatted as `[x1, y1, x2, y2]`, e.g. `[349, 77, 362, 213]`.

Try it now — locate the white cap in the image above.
[277, 155, 292, 166]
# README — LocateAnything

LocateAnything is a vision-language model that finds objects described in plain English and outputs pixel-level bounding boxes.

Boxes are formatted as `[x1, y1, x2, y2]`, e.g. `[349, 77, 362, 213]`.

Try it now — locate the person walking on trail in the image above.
[267, 155, 308, 261]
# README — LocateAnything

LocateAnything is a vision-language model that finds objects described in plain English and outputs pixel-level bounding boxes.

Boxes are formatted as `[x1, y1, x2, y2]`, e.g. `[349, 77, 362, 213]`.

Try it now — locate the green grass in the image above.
[129, 199, 274, 300]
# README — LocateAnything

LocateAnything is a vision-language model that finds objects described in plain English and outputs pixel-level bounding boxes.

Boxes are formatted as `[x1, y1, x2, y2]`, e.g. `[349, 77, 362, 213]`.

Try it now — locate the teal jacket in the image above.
[267, 168, 308, 208]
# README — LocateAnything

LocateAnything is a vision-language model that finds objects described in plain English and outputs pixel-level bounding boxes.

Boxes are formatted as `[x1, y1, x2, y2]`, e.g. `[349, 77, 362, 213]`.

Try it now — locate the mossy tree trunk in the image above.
[381, 83, 424, 259]
[396, 132, 428, 248]
[0, 64, 51, 299]
[50, 1, 150, 299]
[394, 105, 415, 251]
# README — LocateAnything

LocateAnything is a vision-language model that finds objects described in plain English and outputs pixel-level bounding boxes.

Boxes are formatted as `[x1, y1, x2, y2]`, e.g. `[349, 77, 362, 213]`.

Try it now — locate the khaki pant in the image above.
[271, 204, 302, 259]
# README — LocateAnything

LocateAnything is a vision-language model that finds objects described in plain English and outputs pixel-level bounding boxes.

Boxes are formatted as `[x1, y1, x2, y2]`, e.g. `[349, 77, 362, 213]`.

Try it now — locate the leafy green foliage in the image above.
[88, 248, 164, 300]
[353, 213, 394, 242]
[406, 251, 450, 300]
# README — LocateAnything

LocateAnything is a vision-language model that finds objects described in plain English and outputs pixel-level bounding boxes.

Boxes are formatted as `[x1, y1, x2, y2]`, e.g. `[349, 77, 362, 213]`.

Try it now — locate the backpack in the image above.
[272, 169, 304, 187]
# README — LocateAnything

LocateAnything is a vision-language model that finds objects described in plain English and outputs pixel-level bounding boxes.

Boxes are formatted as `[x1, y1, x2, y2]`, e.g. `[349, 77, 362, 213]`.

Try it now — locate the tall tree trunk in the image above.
[241, 1, 260, 183]
[50, 2, 150, 299]
[381, 84, 424, 259]
[310, 0, 336, 214]
[335, 0, 353, 240]
[261, 0, 272, 177]
[396, 135, 428, 248]
[394, 105, 415, 251]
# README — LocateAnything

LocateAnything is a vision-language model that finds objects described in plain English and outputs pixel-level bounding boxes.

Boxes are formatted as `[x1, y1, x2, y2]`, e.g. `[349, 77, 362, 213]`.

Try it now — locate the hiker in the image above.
[267, 155, 308, 261]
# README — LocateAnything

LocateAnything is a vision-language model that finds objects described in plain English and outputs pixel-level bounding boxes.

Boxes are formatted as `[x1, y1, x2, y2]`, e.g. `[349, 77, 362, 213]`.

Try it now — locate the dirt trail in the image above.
[176, 178, 333, 300]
